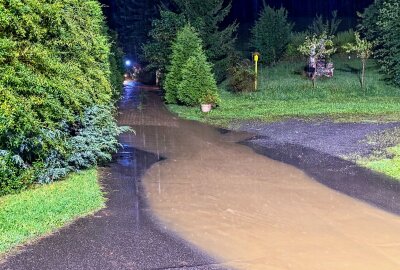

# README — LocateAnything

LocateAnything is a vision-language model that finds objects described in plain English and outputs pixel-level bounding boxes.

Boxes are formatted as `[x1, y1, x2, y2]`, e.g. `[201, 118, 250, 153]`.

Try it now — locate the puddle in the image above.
[122, 86, 400, 270]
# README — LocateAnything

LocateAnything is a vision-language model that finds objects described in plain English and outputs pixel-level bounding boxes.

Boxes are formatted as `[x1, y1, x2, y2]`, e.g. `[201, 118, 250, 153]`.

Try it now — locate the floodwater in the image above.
[119, 84, 400, 270]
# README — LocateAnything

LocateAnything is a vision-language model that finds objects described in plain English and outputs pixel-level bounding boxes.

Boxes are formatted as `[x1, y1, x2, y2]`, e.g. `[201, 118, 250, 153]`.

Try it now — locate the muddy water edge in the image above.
[120, 85, 400, 270]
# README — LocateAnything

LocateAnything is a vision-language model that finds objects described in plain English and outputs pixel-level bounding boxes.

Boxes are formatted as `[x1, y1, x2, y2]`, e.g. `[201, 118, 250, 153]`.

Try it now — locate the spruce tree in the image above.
[173, 0, 237, 82]
[360, 0, 400, 86]
[178, 51, 219, 106]
[142, 10, 186, 71]
[164, 25, 203, 103]
[250, 4, 293, 64]
[144, 0, 237, 82]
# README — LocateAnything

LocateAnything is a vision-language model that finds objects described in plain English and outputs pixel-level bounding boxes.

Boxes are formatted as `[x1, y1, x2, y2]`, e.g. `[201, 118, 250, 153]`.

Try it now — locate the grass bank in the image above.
[358, 128, 400, 180]
[0, 169, 105, 257]
[169, 58, 400, 126]
[364, 146, 400, 180]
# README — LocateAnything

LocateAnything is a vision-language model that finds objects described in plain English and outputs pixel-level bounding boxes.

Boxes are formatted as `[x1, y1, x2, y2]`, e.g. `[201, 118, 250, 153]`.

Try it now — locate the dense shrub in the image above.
[36, 106, 129, 184]
[285, 32, 309, 59]
[164, 25, 204, 103]
[250, 4, 293, 64]
[0, 151, 34, 196]
[0, 1, 123, 195]
[358, 0, 384, 41]
[334, 30, 356, 54]
[228, 60, 256, 93]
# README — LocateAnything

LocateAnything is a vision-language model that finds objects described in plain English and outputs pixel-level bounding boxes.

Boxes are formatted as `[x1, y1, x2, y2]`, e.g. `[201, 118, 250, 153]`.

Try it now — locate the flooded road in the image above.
[120, 84, 400, 270]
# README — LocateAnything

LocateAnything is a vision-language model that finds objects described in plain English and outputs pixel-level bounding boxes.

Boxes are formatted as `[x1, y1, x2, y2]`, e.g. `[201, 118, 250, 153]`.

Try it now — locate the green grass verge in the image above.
[0, 169, 105, 256]
[168, 58, 400, 127]
[357, 128, 400, 180]
[363, 145, 400, 179]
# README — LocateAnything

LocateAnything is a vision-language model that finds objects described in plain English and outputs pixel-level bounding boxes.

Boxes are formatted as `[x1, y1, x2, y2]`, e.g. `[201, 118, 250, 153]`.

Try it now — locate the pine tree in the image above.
[142, 9, 186, 71]
[178, 51, 219, 106]
[250, 4, 293, 64]
[360, 0, 400, 86]
[144, 0, 237, 82]
[173, 0, 237, 82]
[164, 25, 203, 103]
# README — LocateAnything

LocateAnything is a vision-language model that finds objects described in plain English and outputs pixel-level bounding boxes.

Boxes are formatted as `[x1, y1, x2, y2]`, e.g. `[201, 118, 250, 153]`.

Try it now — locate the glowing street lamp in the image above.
[125, 60, 132, 67]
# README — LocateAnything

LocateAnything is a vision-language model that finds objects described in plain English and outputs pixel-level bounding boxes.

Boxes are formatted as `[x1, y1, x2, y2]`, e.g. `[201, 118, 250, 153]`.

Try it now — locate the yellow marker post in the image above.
[253, 52, 260, 90]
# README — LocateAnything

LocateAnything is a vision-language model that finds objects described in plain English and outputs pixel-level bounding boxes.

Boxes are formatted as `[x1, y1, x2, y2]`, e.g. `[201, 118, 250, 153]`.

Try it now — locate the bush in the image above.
[164, 25, 204, 104]
[177, 51, 219, 106]
[250, 4, 293, 64]
[0, 151, 34, 196]
[358, 0, 384, 41]
[66, 106, 129, 172]
[228, 59, 256, 93]
[285, 31, 309, 59]
[0, 1, 123, 195]
[376, 0, 400, 85]
[334, 30, 356, 54]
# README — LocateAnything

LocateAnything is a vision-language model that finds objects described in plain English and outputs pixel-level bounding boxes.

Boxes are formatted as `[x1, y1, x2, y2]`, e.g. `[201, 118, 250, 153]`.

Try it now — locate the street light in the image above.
[125, 60, 132, 67]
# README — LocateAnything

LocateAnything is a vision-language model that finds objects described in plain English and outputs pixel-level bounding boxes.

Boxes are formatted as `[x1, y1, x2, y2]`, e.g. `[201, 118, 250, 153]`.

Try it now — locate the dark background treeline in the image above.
[99, 0, 374, 58]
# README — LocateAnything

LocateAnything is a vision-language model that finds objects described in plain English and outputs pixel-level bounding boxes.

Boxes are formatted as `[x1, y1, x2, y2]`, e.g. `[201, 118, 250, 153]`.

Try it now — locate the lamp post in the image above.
[253, 52, 260, 90]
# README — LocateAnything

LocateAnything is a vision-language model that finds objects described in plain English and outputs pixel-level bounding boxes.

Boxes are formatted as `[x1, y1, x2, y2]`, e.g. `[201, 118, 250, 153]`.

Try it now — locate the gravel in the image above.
[238, 120, 400, 158]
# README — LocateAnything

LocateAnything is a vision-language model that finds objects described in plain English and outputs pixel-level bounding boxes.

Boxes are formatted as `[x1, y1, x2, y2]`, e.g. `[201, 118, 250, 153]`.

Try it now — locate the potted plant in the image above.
[199, 91, 218, 113]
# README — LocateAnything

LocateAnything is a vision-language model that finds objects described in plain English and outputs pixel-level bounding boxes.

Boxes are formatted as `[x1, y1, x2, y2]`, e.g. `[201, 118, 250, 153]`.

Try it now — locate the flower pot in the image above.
[201, 104, 212, 113]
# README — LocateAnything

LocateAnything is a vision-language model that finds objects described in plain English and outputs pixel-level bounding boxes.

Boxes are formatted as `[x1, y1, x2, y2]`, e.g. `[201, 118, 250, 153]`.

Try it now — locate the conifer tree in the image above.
[360, 0, 400, 85]
[164, 25, 203, 103]
[144, 0, 237, 82]
[142, 10, 186, 72]
[250, 4, 293, 64]
[173, 0, 237, 82]
[178, 50, 219, 106]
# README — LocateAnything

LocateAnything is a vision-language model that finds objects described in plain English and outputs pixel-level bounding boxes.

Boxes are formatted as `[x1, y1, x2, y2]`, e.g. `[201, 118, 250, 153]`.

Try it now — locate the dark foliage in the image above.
[143, 0, 238, 82]
[228, 60, 256, 93]
[250, 3, 293, 64]
[360, 0, 400, 85]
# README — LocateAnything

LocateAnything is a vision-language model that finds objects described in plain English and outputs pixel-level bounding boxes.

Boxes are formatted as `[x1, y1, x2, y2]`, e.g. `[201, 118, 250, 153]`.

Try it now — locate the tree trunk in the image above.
[361, 59, 366, 90]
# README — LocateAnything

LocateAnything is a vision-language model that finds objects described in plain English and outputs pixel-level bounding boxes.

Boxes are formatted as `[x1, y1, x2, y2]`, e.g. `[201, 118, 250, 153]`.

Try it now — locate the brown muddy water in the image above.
[119, 86, 400, 270]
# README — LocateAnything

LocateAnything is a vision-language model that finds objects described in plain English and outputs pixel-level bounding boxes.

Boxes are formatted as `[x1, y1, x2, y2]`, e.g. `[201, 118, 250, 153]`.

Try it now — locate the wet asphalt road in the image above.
[239, 120, 400, 158]
[0, 84, 229, 270]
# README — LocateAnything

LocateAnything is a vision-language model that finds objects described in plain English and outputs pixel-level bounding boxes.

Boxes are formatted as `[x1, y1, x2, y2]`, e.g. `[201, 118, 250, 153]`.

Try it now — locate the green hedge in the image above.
[0, 0, 123, 195]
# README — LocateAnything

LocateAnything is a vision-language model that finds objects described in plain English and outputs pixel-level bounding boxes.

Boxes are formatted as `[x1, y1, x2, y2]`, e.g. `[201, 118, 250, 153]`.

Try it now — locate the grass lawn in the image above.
[0, 169, 105, 257]
[168, 57, 400, 126]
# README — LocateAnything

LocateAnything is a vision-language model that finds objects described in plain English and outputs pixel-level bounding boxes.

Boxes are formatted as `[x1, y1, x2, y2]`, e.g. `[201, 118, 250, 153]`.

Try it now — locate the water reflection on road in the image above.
[120, 84, 400, 270]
